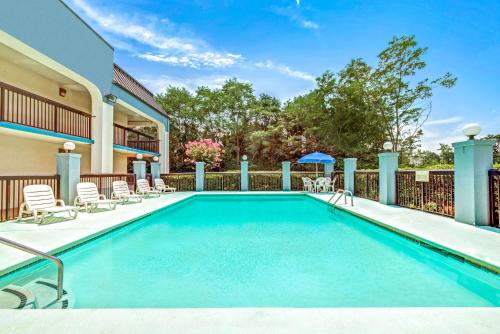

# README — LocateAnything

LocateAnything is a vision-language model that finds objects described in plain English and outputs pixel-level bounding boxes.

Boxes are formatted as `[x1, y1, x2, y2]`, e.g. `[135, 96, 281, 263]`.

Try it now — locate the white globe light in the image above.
[153, 156, 159, 162]
[383, 141, 393, 151]
[462, 123, 481, 139]
[136, 153, 143, 160]
[242, 155, 248, 161]
[63, 141, 76, 152]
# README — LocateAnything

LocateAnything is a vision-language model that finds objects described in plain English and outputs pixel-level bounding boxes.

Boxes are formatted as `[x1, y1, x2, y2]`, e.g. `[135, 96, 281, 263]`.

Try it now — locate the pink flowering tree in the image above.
[184, 139, 223, 170]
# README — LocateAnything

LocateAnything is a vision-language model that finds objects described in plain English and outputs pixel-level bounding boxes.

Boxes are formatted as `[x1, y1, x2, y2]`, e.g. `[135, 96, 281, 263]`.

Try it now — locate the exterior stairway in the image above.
[0, 278, 72, 309]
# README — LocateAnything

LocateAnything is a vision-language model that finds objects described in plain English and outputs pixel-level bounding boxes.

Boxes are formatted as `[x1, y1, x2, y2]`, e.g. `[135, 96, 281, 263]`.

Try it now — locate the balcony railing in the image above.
[113, 123, 159, 153]
[0, 81, 92, 139]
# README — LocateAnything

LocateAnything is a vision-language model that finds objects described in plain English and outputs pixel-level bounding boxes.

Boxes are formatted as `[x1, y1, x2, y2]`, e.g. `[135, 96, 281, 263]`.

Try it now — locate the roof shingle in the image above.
[113, 64, 168, 118]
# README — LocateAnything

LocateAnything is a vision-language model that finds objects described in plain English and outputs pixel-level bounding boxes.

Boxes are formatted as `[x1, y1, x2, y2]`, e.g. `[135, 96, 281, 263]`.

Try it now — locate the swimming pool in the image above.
[1, 194, 499, 308]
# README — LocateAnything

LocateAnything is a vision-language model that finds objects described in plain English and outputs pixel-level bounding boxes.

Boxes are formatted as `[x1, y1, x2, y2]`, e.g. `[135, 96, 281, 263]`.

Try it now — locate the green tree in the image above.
[484, 134, 500, 164]
[374, 36, 457, 156]
[438, 143, 454, 164]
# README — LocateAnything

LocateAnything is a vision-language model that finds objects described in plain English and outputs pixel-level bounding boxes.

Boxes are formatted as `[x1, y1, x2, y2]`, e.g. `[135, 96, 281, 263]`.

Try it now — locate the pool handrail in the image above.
[0, 236, 64, 300]
[328, 189, 354, 209]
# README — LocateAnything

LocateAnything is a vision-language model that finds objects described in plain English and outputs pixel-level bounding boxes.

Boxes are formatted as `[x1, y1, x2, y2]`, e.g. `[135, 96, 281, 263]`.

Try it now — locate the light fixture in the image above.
[242, 155, 248, 161]
[136, 153, 143, 160]
[462, 123, 481, 140]
[383, 141, 393, 151]
[59, 87, 67, 97]
[104, 94, 117, 104]
[153, 156, 159, 162]
[63, 141, 76, 153]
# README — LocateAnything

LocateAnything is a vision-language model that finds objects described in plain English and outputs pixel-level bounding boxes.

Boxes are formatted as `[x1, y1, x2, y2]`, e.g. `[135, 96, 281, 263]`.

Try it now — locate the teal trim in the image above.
[0, 122, 94, 144]
[113, 144, 160, 156]
[111, 84, 169, 129]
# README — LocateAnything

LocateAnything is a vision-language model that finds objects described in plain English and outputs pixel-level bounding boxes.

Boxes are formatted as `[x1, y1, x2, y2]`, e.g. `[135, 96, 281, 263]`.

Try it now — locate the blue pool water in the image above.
[2, 195, 499, 308]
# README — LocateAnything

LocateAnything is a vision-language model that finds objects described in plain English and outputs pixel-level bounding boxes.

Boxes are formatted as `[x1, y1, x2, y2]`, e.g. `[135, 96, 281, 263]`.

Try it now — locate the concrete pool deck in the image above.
[0, 191, 499, 333]
[0, 308, 499, 334]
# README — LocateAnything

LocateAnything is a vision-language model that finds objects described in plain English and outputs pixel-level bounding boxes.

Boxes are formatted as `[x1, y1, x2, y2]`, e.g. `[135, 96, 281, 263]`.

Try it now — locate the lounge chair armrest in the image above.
[56, 199, 66, 207]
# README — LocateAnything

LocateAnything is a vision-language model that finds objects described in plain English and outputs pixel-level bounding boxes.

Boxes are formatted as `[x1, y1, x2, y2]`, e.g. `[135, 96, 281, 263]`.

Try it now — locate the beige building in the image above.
[0, 1, 170, 176]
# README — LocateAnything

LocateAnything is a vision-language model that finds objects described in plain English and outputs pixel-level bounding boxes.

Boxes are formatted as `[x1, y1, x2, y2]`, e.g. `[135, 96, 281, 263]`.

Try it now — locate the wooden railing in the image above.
[396, 170, 454, 217]
[332, 171, 344, 190]
[0, 81, 91, 139]
[205, 172, 241, 191]
[113, 123, 159, 153]
[160, 173, 196, 191]
[489, 170, 500, 227]
[249, 172, 282, 191]
[80, 174, 136, 199]
[0, 175, 60, 222]
[354, 170, 379, 201]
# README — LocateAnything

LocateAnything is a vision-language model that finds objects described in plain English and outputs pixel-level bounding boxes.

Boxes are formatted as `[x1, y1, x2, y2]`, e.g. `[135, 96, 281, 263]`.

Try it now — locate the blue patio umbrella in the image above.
[297, 152, 336, 177]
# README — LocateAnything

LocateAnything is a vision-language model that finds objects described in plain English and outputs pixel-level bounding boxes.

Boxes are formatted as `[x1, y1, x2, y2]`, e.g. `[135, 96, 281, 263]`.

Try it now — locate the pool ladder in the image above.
[0, 236, 64, 300]
[328, 189, 354, 211]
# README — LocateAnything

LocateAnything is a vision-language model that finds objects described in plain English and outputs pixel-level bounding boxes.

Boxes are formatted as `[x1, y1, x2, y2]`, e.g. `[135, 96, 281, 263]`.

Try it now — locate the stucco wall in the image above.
[0, 57, 91, 114]
[0, 0, 114, 96]
[0, 133, 91, 175]
[113, 152, 129, 174]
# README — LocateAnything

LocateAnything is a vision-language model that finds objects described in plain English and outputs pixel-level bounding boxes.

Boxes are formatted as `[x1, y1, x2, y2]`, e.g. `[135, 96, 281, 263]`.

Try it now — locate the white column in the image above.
[453, 139, 496, 225]
[56, 153, 81, 205]
[158, 122, 170, 174]
[344, 158, 357, 194]
[196, 162, 204, 192]
[91, 101, 114, 173]
[378, 152, 399, 205]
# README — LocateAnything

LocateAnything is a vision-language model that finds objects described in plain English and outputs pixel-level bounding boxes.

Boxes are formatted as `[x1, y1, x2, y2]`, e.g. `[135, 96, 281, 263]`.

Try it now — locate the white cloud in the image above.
[296, 0, 301, 6]
[70, 0, 242, 69]
[254, 60, 315, 82]
[425, 116, 463, 126]
[140, 75, 232, 94]
[271, 6, 319, 30]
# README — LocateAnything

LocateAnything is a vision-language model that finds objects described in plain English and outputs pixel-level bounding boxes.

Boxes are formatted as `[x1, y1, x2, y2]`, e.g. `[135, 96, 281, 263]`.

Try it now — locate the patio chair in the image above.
[136, 179, 161, 198]
[74, 182, 117, 213]
[111, 180, 143, 203]
[314, 177, 327, 192]
[17, 185, 78, 224]
[301, 177, 314, 192]
[154, 178, 176, 193]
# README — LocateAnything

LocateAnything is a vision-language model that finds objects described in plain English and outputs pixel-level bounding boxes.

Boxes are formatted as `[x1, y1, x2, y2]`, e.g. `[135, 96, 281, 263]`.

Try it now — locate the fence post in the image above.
[378, 152, 399, 205]
[344, 158, 357, 194]
[282, 161, 291, 191]
[324, 162, 334, 177]
[133, 160, 146, 180]
[150, 161, 161, 182]
[453, 138, 496, 225]
[241, 160, 249, 191]
[56, 152, 81, 205]
[196, 162, 205, 192]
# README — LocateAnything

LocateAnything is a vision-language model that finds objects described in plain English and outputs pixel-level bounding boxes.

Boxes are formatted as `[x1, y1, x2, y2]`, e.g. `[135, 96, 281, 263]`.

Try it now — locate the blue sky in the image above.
[67, 0, 500, 151]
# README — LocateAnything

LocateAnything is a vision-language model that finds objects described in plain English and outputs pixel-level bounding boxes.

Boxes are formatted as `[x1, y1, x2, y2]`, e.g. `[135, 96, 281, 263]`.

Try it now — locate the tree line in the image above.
[157, 35, 461, 172]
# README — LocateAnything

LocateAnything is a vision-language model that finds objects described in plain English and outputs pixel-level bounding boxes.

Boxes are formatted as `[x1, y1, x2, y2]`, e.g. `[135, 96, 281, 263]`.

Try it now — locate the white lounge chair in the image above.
[74, 182, 117, 213]
[111, 180, 143, 203]
[136, 179, 161, 198]
[17, 185, 78, 224]
[154, 178, 176, 193]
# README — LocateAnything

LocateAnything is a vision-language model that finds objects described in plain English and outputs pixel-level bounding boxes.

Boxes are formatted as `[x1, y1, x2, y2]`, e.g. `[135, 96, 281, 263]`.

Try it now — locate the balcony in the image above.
[113, 123, 159, 154]
[0, 81, 92, 140]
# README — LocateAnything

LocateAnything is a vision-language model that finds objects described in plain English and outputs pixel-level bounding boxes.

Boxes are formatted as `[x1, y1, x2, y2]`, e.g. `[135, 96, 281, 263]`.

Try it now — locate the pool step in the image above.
[0, 285, 36, 309]
[0, 279, 73, 309]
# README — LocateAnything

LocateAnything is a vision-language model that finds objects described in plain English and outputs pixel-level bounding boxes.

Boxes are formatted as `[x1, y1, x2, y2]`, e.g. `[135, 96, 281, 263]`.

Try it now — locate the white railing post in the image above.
[56, 152, 81, 204]
[282, 161, 291, 191]
[453, 137, 496, 225]
[344, 158, 357, 194]
[241, 160, 249, 191]
[196, 162, 205, 192]
[378, 152, 399, 205]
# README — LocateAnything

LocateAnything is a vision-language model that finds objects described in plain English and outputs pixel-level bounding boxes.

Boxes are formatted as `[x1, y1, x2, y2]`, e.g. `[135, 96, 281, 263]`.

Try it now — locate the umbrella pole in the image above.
[315, 163, 318, 178]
